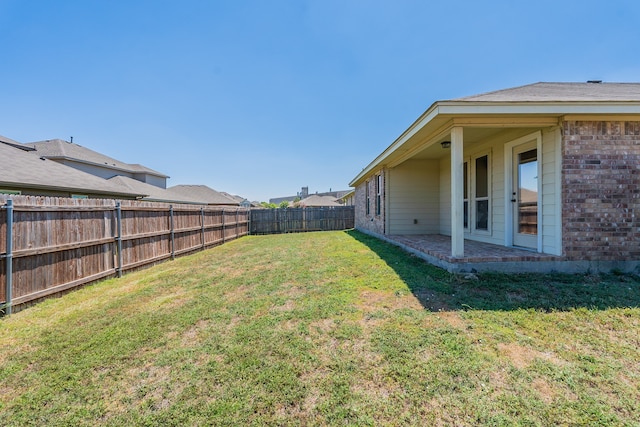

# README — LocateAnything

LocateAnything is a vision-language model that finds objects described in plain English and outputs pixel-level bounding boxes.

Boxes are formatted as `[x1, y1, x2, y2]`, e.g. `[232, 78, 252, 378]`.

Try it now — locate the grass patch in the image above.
[1, 231, 639, 425]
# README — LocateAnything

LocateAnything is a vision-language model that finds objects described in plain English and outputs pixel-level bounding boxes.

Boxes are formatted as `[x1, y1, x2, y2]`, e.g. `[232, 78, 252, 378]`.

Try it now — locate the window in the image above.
[365, 180, 370, 215]
[474, 155, 489, 231]
[375, 174, 382, 216]
[463, 162, 468, 230]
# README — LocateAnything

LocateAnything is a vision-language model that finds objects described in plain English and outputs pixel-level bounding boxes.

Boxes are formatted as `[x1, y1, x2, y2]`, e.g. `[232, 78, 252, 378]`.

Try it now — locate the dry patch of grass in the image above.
[497, 342, 565, 369]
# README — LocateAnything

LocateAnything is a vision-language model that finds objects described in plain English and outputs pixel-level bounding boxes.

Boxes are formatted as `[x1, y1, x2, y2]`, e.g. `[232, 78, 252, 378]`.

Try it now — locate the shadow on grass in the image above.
[345, 230, 640, 312]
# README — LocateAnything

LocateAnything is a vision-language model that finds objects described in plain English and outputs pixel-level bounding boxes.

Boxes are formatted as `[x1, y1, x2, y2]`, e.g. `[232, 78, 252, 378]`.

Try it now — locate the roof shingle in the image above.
[168, 185, 240, 205]
[25, 139, 168, 177]
[0, 142, 143, 197]
[453, 82, 640, 102]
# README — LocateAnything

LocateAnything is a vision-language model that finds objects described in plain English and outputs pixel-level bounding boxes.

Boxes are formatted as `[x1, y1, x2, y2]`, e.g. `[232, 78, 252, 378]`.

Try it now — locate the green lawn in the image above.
[1, 231, 639, 426]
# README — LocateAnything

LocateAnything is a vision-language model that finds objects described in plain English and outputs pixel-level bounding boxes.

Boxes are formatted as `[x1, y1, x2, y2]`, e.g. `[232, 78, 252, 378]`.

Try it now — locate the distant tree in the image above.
[279, 200, 289, 209]
[260, 202, 278, 209]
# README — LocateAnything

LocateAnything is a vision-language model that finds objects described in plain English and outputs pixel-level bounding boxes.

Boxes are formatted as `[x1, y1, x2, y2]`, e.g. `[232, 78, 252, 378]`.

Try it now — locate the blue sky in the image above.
[1, 0, 639, 202]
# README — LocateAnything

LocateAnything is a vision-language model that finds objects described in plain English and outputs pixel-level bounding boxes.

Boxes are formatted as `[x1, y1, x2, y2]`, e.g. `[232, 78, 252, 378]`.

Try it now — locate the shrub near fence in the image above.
[250, 206, 355, 234]
[1, 195, 249, 314]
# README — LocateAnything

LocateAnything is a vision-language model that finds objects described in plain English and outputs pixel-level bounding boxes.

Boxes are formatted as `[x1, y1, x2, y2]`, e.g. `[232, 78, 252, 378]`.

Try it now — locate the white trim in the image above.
[470, 151, 492, 236]
[384, 169, 391, 234]
[463, 159, 470, 232]
[451, 127, 464, 257]
[554, 128, 563, 256]
[437, 102, 640, 115]
[504, 131, 543, 252]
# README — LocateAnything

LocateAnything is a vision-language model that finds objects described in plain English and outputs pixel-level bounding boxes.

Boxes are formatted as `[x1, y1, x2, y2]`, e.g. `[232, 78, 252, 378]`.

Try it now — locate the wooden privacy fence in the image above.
[1, 195, 249, 314]
[250, 206, 354, 234]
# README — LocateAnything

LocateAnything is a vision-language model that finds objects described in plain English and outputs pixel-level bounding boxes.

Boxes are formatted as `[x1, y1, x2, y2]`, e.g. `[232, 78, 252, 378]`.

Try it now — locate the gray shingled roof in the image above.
[108, 176, 205, 204]
[0, 142, 143, 197]
[350, 81, 640, 188]
[0, 134, 26, 147]
[220, 191, 247, 204]
[24, 139, 169, 177]
[168, 185, 240, 205]
[298, 195, 341, 207]
[454, 82, 640, 102]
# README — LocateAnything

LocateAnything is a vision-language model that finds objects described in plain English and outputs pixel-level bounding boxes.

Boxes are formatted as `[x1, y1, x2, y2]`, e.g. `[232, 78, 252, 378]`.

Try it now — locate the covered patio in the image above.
[380, 234, 567, 274]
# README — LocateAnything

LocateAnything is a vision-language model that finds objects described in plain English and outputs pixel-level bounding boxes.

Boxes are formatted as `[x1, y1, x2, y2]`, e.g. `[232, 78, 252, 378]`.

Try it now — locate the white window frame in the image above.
[365, 180, 370, 216]
[463, 161, 469, 231]
[470, 151, 492, 236]
[375, 174, 382, 216]
[504, 131, 543, 252]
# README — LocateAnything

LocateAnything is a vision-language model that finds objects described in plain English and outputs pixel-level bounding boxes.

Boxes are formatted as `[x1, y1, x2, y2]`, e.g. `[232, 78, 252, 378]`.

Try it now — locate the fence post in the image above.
[169, 205, 175, 260]
[115, 202, 123, 278]
[222, 209, 226, 243]
[4, 199, 13, 315]
[201, 207, 205, 249]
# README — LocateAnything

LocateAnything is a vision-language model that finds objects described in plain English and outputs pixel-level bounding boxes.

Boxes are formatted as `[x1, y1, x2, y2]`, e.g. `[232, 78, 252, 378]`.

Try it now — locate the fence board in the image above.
[249, 206, 354, 234]
[0, 195, 249, 312]
[1, 195, 346, 313]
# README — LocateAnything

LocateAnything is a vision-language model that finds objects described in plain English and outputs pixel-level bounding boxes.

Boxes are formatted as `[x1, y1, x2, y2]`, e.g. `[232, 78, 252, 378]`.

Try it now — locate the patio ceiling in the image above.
[410, 127, 507, 160]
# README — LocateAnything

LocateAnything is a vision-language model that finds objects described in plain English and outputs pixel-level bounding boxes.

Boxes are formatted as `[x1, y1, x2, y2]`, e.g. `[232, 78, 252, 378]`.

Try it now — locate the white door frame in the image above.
[504, 131, 542, 252]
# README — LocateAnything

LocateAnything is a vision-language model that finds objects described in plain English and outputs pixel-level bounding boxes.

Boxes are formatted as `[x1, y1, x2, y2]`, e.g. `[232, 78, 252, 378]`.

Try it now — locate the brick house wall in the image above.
[562, 121, 640, 261]
[355, 169, 385, 235]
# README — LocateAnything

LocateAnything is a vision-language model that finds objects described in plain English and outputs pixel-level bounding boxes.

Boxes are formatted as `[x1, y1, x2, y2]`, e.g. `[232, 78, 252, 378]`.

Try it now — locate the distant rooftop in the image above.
[168, 185, 240, 205]
[108, 176, 206, 204]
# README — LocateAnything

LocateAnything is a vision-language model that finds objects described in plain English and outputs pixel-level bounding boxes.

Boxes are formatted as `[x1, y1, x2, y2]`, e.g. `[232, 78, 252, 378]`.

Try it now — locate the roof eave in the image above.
[0, 180, 144, 198]
[349, 100, 640, 187]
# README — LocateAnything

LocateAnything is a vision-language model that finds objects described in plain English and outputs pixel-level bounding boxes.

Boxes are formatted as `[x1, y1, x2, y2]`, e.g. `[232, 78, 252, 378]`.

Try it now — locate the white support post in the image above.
[451, 127, 464, 258]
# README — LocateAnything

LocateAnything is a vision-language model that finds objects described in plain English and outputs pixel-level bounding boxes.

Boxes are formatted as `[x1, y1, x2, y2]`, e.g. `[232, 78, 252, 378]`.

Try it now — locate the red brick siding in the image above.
[562, 121, 640, 261]
[354, 170, 385, 234]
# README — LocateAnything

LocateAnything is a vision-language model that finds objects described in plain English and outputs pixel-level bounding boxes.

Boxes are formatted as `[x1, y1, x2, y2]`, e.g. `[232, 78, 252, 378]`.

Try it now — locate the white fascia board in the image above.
[437, 101, 640, 115]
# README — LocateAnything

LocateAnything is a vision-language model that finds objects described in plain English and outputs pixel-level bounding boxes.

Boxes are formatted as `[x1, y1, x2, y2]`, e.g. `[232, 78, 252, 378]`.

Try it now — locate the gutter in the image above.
[0, 181, 144, 199]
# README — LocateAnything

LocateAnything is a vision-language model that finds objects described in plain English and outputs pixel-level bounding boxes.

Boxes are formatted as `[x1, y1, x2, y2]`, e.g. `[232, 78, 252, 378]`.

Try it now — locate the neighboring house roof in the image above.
[0, 134, 30, 149]
[270, 188, 351, 204]
[108, 176, 205, 204]
[0, 142, 144, 198]
[350, 81, 640, 186]
[220, 192, 247, 204]
[168, 185, 240, 205]
[298, 195, 341, 207]
[24, 139, 169, 178]
[340, 189, 355, 200]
